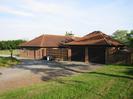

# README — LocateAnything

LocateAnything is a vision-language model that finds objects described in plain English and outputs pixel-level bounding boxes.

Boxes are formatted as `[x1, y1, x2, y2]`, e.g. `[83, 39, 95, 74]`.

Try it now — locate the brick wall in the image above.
[106, 47, 132, 65]
[20, 47, 68, 60]
[20, 48, 41, 59]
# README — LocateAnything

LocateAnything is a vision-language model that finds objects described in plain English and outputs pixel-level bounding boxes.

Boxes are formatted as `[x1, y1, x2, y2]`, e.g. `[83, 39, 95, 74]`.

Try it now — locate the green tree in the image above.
[112, 30, 129, 44]
[127, 30, 133, 47]
[112, 30, 133, 48]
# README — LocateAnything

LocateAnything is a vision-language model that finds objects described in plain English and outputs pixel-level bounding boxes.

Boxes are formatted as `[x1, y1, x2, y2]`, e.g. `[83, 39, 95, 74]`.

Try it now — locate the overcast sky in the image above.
[0, 0, 132, 40]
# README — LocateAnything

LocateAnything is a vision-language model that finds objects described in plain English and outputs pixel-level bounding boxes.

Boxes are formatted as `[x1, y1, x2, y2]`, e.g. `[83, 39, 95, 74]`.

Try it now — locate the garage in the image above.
[67, 31, 124, 64]
[70, 46, 105, 64]
[88, 47, 105, 64]
[71, 47, 85, 62]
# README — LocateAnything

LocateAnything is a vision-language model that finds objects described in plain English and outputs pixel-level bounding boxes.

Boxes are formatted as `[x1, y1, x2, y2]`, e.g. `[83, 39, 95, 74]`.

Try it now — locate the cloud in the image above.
[0, 0, 80, 17]
[0, 5, 33, 16]
[0, 0, 132, 40]
[21, 0, 80, 17]
[23, 0, 61, 14]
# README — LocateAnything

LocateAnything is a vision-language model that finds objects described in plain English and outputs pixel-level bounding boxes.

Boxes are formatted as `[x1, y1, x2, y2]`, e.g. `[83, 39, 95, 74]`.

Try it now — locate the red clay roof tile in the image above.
[67, 31, 124, 46]
[20, 31, 123, 47]
[20, 34, 78, 47]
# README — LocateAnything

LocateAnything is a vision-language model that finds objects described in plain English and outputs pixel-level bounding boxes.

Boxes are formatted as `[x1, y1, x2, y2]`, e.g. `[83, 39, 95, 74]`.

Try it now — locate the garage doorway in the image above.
[71, 47, 85, 62]
[88, 47, 105, 64]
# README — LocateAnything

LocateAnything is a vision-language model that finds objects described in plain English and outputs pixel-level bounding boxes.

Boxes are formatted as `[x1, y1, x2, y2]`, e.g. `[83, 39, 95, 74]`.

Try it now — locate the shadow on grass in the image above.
[54, 79, 87, 85]
[106, 64, 133, 67]
[105, 64, 133, 77]
[89, 72, 133, 80]
[123, 68, 133, 76]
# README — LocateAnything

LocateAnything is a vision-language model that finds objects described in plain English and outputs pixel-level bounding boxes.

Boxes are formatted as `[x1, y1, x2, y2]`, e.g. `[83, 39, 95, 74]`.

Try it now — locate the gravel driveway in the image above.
[0, 59, 101, 92]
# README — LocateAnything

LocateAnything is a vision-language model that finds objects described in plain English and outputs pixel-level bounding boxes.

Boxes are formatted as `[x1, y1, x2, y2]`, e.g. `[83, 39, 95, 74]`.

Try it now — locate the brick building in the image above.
[20, 31, 131, 64]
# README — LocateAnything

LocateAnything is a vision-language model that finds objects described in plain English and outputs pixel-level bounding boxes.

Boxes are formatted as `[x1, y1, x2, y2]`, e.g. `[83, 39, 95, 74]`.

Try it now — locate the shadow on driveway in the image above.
[13, 59, 102, 81]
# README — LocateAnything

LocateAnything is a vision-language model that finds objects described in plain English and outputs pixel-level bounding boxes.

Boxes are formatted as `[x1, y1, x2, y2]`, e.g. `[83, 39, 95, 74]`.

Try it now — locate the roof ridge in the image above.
[44, 34, 68, 37]
[44, 34, 79, 38]
[40, 35, 45, 46]
[100, 32, 111, 45]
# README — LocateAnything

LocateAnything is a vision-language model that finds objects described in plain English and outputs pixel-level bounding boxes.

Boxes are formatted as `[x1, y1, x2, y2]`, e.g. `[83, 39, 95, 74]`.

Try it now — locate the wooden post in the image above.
[34, 50, 36, 59]
[105, 48, 109, 64]
[61, 48, 64, 61]
[27, 50, 29, 57]
[85, 47, 89, 63]
[68, 48, 72, 61]
[44, 48, 47, 56]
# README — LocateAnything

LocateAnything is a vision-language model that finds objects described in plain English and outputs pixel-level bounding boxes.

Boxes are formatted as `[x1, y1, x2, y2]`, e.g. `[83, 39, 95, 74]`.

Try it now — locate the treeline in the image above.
[0, 40, 26, 50]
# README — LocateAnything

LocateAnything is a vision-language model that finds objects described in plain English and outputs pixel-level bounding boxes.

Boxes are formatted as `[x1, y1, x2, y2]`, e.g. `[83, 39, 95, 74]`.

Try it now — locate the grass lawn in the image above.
[0, 65, 133, 99]
[0, 57, 20, 67]
[0, 50, 19, 56]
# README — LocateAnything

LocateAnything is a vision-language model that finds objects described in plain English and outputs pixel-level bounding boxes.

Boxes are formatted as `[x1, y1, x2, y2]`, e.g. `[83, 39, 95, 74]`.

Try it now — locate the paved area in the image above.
[0, 59, 102, 92]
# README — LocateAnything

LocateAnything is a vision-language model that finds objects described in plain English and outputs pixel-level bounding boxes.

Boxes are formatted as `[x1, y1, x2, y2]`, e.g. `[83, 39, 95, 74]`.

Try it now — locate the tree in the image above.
[0, 40, 26, 58]
[112, 30, 129, 44]
[112, 30, 133, 48]
[65, 31, 74, 36]
[127, 30, 133, 47]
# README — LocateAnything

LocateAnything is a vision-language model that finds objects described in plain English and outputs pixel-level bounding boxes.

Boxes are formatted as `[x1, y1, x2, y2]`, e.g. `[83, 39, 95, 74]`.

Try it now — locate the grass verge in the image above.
[0, 57, 20, 67]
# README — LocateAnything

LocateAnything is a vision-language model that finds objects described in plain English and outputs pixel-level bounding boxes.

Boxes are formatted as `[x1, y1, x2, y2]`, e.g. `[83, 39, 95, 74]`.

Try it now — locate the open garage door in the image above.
[71, 47, 85, 62]
[88, 47, 105, 64]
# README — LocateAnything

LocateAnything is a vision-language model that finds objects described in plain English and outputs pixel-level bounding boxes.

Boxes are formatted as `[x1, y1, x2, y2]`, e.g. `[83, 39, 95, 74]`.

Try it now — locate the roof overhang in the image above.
[65, 44, 125, 47]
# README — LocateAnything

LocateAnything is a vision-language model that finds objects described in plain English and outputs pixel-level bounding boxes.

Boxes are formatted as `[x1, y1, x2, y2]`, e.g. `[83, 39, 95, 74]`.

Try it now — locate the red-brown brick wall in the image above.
[20, 48, 68, 60]
[20, 48, 43, 59]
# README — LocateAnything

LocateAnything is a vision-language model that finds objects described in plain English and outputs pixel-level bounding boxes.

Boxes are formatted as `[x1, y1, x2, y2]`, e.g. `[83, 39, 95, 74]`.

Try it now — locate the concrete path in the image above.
[0, 59, 102, 92]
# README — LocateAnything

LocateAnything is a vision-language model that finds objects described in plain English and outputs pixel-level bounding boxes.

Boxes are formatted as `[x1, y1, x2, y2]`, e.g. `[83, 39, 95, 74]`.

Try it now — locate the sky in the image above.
[0, 0, 133, 40]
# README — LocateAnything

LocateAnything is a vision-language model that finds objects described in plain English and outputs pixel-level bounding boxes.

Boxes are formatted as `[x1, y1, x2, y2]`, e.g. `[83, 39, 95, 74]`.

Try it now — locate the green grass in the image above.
[0, 57, 20, 67]
[0, 65, 133, 99]
[0, 50, 19, 56]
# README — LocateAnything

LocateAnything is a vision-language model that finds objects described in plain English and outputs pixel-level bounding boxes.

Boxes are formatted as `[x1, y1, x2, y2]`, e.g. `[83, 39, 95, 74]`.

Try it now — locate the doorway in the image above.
[88, 47, 105, 64]
[71, 47, 85, 62]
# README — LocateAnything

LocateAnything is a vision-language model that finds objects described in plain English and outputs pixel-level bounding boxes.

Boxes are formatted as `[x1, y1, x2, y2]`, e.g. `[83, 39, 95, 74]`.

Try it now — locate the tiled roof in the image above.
[20, 34, 78, 47]
[67, 31, 124, 46]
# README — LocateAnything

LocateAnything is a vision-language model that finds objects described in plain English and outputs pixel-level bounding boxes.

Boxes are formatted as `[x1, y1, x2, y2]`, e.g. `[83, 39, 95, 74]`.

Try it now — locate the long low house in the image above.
[20, 31, 132, 64]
